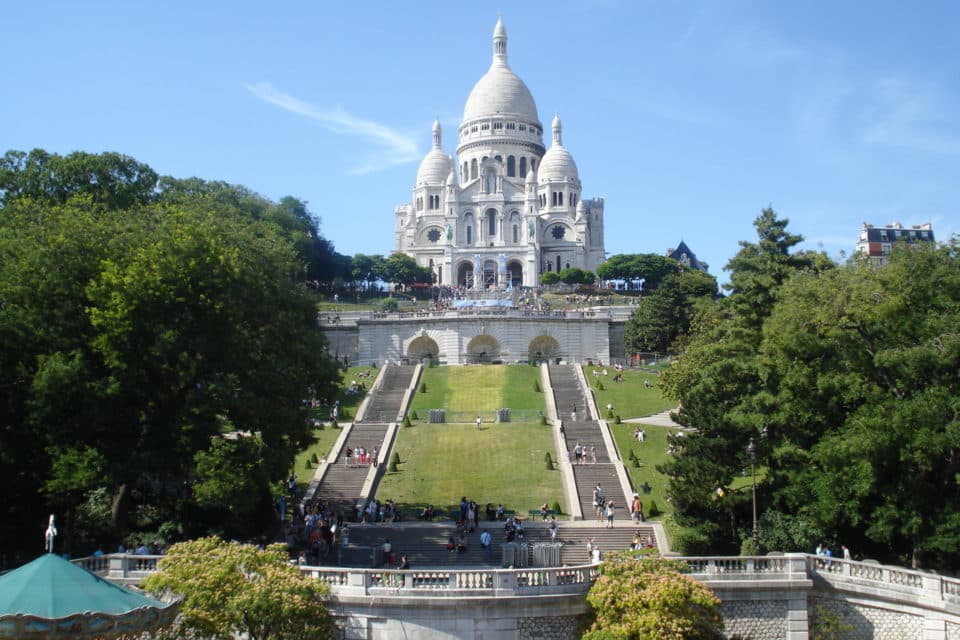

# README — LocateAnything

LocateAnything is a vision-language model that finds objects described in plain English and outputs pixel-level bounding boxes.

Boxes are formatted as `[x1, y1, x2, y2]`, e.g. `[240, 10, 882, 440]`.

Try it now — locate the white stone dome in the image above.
[538, 115, 578, 183]
[416, 120, 453, 186]
[462, 19, 539, 124]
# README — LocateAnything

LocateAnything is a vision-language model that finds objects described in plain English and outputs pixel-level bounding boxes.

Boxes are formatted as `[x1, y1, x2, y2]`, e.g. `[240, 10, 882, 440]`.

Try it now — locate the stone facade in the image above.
[396, 19, 604, 289]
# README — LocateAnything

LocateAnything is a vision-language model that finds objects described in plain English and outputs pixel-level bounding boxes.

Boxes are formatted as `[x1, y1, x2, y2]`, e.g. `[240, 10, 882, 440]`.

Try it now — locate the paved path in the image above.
[624, 409, 692, 429]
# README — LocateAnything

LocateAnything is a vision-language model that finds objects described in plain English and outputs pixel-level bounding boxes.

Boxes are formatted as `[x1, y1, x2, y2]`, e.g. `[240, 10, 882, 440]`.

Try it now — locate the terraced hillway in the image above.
[310, 365, 418, 515]
[547, 365, 633, 519]
[335, 521, 658, 569]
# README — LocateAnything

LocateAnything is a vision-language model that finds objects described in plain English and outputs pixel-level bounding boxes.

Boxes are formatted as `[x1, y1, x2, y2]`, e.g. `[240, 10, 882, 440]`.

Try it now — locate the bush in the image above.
[310, 453, 319, 464]
[545, 458, 553, 471]
[330, 419, 338, 429]
[740, 537, 760, 556]
[534, 380, 541, 392]
[596, 381, 605, 391]
[420, 382, 427, 393]
[304, 459, 312, 469]
[540, 415, 548, 426]
[544, 451, 553, 463]
[410, 410, 419, 420]
[615, 415, 622, 424]
[552, 501, 563, 515]
[606, 408, 614, 419]
[628, 450, 636, 461]
[632, 458, 640, 468]
[379, 298, 399, 312]
[402, 415, 412, 428]
[389, 460, 398, 472]
[391, 452, 401, 466]
[647, 500, 660, 517]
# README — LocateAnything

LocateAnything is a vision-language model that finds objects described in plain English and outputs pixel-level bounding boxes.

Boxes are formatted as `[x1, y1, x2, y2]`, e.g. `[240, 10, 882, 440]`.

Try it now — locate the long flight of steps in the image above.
[547, 365, 632, 518]
[312, 365, 418, 515]
[337, 522, 658, 568]
[358, 365, 417, 424]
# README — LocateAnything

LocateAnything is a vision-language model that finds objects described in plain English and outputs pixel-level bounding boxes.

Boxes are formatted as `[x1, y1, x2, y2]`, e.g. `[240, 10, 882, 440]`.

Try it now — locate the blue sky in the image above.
[5, 1, 958, 281]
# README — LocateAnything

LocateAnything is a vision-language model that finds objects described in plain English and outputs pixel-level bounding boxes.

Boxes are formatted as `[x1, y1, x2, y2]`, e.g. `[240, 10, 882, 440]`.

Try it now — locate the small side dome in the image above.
[446, 162, 457, 186]
[415, 121, 453, 186]
[537, 114, 579, 183]
[525, 166, 538, 185]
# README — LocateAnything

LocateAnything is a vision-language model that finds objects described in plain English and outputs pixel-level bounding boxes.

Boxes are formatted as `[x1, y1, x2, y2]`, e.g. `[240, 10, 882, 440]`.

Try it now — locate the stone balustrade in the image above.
[73, 553, 960, 639]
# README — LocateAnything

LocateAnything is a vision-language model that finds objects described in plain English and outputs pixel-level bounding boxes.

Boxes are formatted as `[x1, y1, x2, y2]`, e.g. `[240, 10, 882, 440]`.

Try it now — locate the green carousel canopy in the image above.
[0, 553, 178, 639]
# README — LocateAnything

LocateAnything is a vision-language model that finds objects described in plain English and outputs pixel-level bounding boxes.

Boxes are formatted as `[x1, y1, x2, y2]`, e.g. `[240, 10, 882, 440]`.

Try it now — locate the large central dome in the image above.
[462, 18, 539, 124]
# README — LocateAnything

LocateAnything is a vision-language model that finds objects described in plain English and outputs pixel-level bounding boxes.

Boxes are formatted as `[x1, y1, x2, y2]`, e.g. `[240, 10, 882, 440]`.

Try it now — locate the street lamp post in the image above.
[746, 438, 759, 550]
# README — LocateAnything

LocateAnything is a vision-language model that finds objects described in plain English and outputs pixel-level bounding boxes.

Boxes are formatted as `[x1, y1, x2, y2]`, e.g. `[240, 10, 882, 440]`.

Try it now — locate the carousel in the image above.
[0, 517, 178, 639]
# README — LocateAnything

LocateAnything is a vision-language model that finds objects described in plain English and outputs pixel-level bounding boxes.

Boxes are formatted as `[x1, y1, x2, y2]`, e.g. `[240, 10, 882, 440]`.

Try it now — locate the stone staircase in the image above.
[313, 365, 418, 514]
[358, 365, 417, 424]
[337, 522, 657, 568]
[547, 365, 632, 518]
[314, 424, 390, 514]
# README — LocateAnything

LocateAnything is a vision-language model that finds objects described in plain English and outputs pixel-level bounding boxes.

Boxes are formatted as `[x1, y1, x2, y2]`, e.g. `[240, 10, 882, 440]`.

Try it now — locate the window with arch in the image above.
[493, 121, 503, 130]
[507, 156, 515, 176]
[487, 210, 496, 236]
[512, 224, 518, 243]
[470, 159, 477, 180]
[495, 155, 502, 164]
[506, 122, 516, 130]
[481, 123, 490, 131]
[466, 226, 472, 244]
[519, 157, 527, 178]
[531, 159, 537, 172]
[551, 192, 558, 207]
[462, 162, 468, 178]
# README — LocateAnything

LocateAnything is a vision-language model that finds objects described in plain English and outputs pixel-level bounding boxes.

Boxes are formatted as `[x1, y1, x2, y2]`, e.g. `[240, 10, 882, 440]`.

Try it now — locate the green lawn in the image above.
[408, 365, 545, 422]
[307, 365, 379, 423]
[376, 421, 564, 517]
[585, 367, 675, 419]
[294, 428, 342, 485]
[610, 423, 677, 522]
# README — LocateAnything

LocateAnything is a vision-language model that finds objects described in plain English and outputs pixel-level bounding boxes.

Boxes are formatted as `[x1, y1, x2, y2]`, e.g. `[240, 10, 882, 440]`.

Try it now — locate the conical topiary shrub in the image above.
[648, 500, 660, 517]
[311, 453, 319, 464]
[304, 459, 312, 469]
[420, 381, 427, 393]
[410, 410, 419, 421]
[402, 415, 412, 428]
[552, 501, 562, 515]
[544, 452, 553, 470]
[534, 380, 541, 392]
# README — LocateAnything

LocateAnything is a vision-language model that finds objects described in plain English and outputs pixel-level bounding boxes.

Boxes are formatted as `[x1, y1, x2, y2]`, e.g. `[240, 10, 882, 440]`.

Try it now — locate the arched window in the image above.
[487, 210, 496, 236]
[462, 162, 468, 179]
[507, 156, 515, 177]
[470, 159, 478, 180]
[556, 255, 561, 272]
[495, 155, 502, 163]
[558, 192, 564, 206]
[531, 159, 537, 172]
[519, 157, 527, 178]
[512, 224, 518, 243]
[552, 192, 558, 207]
[466, 226, 472, 244]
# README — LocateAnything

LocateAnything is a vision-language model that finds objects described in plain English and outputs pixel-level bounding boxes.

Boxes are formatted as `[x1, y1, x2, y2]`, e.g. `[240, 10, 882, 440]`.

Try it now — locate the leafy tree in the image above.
[596, 253, 680, 292]
[559, 267, 595, 286]
[658, 207, 827, 554]
[584, 551, 725, 639]
[381, 252, 432, 287]
[624, 269, 717, 354]
[0, 151, 341, 553]
[349, 253, 386, 290]
[143, 537, 335, 640]
[540, 271, 560, 285]
[757, 241, 960, 568]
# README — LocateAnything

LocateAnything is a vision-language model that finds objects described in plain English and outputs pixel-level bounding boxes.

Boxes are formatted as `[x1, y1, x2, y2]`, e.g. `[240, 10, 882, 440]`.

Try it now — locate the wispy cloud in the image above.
[244, 82, 420, 174]
[862, 75, 960, 155]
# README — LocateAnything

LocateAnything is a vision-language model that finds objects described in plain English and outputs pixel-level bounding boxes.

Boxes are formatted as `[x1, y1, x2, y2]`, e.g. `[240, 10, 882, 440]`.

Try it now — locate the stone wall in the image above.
[721, 599, 787, 639]
[810, 594, 923, 640]
[518, 615, 581, 640]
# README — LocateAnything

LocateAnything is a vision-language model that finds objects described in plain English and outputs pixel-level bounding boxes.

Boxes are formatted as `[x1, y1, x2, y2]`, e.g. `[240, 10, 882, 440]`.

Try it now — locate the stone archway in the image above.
[408, 335, 440, 361]
[466, 334, 501, 364]
[457, 262, 474, 287]
[528, 335, 560, 364]
[507, 260, 523, 287]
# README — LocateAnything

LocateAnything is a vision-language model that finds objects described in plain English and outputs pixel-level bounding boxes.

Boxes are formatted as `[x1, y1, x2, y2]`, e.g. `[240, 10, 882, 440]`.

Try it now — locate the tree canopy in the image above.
[596, 253, 680, 292]
[584, 551, 725, 640]
[143, 537, 335, 640]
[0, 149, 341, 553]
[660, 206, 960, 569]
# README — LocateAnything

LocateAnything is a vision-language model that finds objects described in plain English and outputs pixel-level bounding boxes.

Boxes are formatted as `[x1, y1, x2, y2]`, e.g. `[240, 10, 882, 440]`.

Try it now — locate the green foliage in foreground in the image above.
[584, 551, 724, 640]
[144, 537, 335, 640]
[376, 422, 562, 516]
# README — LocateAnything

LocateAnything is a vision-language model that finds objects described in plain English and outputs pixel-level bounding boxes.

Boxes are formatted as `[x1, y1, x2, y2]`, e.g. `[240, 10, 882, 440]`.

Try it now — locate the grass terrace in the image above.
[408, 364, 545, 423]
[294, 428, 342, 485]
[584, 366, 675, 419]
[379, 365, 560, 516]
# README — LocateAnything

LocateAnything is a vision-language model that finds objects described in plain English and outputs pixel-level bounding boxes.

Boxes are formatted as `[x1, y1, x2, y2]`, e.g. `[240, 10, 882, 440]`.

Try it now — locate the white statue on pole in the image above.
[45, 514, 57, 553]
